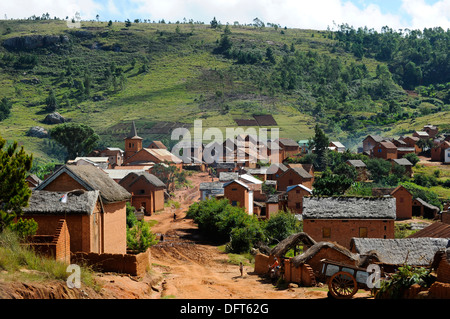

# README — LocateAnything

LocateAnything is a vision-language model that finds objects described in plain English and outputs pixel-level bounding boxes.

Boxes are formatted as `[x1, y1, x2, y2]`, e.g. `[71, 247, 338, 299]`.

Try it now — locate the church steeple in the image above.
[124, 121, 143, 161]
[127, 121, 141, 139]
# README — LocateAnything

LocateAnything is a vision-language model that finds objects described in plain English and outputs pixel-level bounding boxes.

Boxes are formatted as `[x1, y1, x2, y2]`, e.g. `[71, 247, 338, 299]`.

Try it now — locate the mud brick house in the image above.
[401, 136, 421, 153]
[302, 197, 396, 249]
[281, 184, 312, 214]
[119, 172, 166, 215]
[265, 194, 281, 219]
[372, 185, 413, 220]
[26, 173, 42, 189]
[99, 147, 124, 168]
[124, 147, 183, 170]
[103, 168, 147, 183]
[350, 237, 450, 268]
[287, 163, 314, 178]
[275, 138, 300, 161]
[276, 167, 313, 191]
[266, 163, 289, 180]
[423, 125, 439, 138]
[199, 182, 224, 200]
[431, 140, 450, 162]
[67, 157, 110, 169]
[223, 180, 253, 215]
[362, 135, 384, 154]
[413, 131, 430, 140]
[22, 190, 107, 255]
[372, 141, 398, 160]
[329, 141, 346, 153]
[35, 165, 131, 254]
[148, 140, 167, 150]
[412, 198, 440, 219]
[346, 160, 368, 181]
[391, 158, 413, 178]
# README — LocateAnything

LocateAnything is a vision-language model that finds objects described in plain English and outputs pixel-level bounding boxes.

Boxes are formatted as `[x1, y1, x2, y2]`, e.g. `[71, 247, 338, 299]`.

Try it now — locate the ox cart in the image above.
[319, 259, 385, 299]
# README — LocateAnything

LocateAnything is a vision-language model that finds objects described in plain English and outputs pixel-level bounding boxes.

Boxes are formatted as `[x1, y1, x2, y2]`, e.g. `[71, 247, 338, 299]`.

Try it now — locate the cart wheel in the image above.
[328, 271, 358, 299]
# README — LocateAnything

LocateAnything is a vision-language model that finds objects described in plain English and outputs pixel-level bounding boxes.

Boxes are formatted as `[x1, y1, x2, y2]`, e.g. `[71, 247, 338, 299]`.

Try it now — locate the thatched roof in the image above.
[124, 172, 166, 188]
[270, 232, 317, 258]
[23, 190, 100, 215]
[37, 165, 131, 204]
[392, 158, 413, 166]
[346, 159, 366, 168]
[280, 167, 312, 179]
[414, 198, 440, 213]
[291, 241, 360, 268]
[302, 197, 396, 219]
[350, 237, 450, 266]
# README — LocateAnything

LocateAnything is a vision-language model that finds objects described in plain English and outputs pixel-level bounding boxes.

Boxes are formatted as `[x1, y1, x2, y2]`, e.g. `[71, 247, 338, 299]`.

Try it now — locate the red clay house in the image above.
[372, 185, 413, 220]
[276, 167, 314, 191]
[372, 141, 398, 160]
[119, 172, 166, 215]
[281, 184, 312, 214]
[34, 165, 131, 254]
[23, 190, 103, 256]
[302, 197, 396, 249]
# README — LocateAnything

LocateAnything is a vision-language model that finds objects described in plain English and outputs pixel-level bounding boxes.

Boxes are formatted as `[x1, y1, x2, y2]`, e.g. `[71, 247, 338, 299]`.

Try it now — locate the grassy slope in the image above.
[0, 20, 448, 163]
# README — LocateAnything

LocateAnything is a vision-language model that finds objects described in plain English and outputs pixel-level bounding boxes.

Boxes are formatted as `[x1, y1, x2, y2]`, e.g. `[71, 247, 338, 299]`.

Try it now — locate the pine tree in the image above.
[0, 136, 33, 231]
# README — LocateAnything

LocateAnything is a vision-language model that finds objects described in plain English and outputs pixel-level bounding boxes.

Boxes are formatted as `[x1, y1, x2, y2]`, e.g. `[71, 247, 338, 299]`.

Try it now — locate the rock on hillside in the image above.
[3, 34, 69, 50]
[43, 112, 66, 124]
[26, 126, 48, 138]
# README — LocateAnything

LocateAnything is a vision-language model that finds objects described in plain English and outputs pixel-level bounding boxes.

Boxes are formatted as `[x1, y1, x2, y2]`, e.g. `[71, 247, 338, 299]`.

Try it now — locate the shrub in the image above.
[187, 198, 265, 252]
[376, 264, 434, 299]
[126, 220, 158, 253]
[9, 218, 38, 240]
[264, 211, 302, 245]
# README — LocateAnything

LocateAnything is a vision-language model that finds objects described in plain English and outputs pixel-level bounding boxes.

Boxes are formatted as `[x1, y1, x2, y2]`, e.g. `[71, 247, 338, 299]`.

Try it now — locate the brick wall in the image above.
[304, 219, 395, 249]
[42, 172, 86, 192]
[102, 201, 127, 254]
[392, 187, 413, 220]
[437, 258, 450, 283]
[72, 249, 151, 277]
[224, 183, 249, 213]
[442, 211, 450, 224]
[24, 219, 71, 264]
[277, 170, 313, 191]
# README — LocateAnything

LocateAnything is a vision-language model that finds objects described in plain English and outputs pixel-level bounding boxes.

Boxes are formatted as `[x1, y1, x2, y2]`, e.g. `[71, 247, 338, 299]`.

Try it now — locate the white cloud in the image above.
[401, 0, 450, 29]
[126, 0, 407, 30]
[0, 0, 102, 20]
[1, 0, 448, 30]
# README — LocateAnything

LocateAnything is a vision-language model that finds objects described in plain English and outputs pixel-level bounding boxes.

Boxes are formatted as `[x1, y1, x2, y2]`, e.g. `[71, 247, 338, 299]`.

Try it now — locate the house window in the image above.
[232, 188, 237, 191]
[399, 197, 404, 203]
[359, 227, 368, 238]
[289, 179, 293, 185]
[139, 189, 145, 194]
[322, 227, 331, 238]
[231, 201, 237, 206]
[378, 149, 382, 152]
[296, 202, 301, 209]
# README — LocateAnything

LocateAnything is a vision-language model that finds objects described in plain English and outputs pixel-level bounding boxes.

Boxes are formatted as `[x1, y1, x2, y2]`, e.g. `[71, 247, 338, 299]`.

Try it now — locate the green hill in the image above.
[0, 19, 448, 163]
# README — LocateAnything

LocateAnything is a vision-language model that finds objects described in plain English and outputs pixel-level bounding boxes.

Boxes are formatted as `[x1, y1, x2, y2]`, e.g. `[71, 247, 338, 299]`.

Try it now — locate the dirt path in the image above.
[142, 172, 371, 300]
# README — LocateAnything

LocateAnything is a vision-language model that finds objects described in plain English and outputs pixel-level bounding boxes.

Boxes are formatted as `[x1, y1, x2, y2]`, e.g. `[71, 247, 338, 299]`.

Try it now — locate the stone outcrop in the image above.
[43, 112, 66, 124]
[3, 34, 69, 50]
[27, 126, 48, 138]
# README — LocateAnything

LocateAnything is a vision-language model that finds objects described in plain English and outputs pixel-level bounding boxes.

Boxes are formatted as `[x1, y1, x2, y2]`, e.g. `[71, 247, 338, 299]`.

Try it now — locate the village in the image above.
[17, 120, 450, 299]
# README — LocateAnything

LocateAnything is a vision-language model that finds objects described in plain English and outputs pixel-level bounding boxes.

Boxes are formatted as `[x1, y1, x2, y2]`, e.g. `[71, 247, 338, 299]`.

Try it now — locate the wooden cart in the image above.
[319, 259, 383, 299]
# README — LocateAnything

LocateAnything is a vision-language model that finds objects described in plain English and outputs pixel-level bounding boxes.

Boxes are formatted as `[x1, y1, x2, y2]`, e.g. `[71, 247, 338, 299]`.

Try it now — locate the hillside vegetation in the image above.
[0, 18, 448, 163]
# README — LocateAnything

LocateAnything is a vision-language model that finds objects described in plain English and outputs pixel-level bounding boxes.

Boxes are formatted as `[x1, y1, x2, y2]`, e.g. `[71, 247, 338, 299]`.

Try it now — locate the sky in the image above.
[1, 0, 449, 31]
